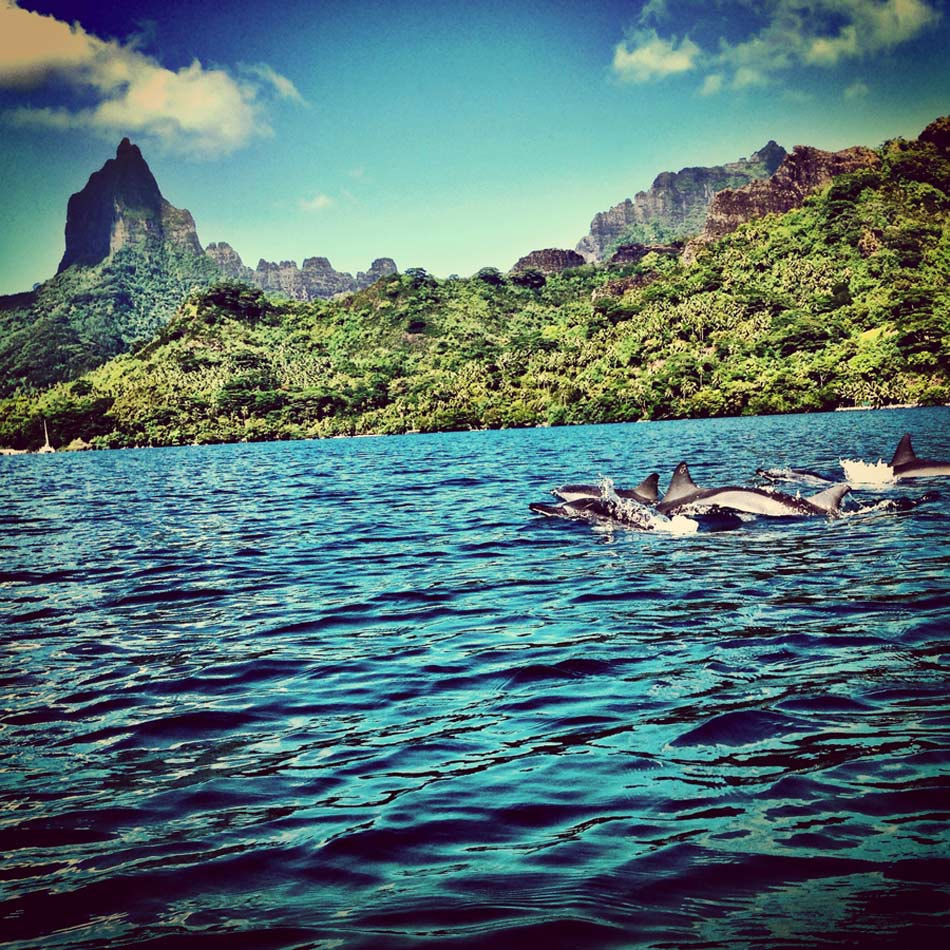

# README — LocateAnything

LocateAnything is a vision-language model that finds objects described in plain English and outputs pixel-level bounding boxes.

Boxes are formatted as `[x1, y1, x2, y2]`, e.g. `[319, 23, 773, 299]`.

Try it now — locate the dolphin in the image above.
[889, 433, 950, 479]
[530, 497, 658, 530]
[530, 494, 740, 532]
[657, 462, 851, 518]
[755, 467, 834, 487]
[552, 473, 659, 505]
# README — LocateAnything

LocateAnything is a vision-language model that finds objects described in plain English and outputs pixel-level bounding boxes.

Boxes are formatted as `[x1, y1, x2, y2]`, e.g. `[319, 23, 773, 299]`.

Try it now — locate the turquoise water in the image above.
[1, 408, 948, 948]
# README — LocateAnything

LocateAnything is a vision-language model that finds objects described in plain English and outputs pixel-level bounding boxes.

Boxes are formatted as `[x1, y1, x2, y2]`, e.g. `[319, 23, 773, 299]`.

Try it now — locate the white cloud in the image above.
[613, 29, 700, 82]
[733, 66, 769, 89]
[613, 1, 941, 91]
[637, 0, 670, 28]
[300, 193, 333, 212]
[699, 73, 724, 96]
[722, 0, 940, 80]
[0, 0, 304, 156]
[243, 62, 307, 105]
[804, 0, 938, 65]
[844, 79, 870, 98]
[0, 0, 92, 85]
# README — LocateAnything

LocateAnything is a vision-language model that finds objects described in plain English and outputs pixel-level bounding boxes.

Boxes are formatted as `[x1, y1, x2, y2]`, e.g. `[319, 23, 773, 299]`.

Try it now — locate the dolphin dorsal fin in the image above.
[661, 462, 699, 504]
[890, 434, 917, 468]
[634, 473, 660, 503]
[808, 483, 851, 513]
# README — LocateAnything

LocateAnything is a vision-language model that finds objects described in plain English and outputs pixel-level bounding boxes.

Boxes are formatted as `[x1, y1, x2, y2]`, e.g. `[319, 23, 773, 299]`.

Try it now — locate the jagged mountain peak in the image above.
[204, 242, 397, 300]
[58, 138, 200, 273]
[683, 142, 880, 261]
[751, 140, 787, 173]
[575, 142, 787, 261]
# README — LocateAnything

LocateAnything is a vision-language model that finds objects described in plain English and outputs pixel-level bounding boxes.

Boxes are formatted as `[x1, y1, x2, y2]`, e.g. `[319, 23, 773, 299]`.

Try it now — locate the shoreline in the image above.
[2, 402, 946, 456]
[833, 402, 921, 412]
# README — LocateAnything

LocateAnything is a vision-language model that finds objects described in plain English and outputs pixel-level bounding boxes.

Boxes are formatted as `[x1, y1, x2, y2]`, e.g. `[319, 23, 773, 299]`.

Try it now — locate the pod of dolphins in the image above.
[530, 432, 947, 531]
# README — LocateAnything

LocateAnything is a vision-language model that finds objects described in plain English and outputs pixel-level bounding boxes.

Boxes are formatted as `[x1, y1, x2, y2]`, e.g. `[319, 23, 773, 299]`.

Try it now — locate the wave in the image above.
[840, 457, 895, 486]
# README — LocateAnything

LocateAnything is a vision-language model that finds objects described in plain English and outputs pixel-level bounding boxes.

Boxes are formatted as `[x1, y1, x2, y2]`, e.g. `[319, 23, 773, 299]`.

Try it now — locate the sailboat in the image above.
[38, 420, 55, 454]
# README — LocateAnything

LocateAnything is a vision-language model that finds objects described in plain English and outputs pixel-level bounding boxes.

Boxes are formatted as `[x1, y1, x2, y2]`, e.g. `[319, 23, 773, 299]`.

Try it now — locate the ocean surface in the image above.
[2, 407, 948, 949]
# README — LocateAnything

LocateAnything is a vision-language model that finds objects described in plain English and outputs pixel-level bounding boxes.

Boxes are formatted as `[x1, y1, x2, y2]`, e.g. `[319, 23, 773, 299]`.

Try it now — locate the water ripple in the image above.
[1, 408, 948, 947]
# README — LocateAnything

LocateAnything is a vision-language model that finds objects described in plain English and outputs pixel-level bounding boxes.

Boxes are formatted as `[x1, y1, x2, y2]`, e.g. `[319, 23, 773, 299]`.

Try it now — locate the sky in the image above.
[0, 0, 948, 294]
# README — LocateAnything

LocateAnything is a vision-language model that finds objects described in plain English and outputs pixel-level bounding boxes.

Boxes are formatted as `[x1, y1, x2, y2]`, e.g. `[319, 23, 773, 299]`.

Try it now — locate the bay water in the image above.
[2, 407, 948, 948]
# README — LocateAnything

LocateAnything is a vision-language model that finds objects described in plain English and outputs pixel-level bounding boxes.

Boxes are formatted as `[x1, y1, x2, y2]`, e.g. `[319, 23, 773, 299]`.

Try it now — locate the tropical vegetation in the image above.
[1, 130, 947, 450]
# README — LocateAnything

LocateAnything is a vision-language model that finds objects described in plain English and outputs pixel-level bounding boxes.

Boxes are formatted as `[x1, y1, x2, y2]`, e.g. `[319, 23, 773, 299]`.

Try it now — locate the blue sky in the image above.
[1, 0, 948, 294]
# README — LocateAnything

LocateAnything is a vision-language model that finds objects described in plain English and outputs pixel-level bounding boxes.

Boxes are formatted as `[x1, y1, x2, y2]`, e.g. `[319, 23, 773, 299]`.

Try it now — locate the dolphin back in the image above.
[552, 484, 601, 502]
[631, 472, 660, 504]
[807, 483, 851, 513]
[661, 463, 700, 505]
[890, 434, 917, 469]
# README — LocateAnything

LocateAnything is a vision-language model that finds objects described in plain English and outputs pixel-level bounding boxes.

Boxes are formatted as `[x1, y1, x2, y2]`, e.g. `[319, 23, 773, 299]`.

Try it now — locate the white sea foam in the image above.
[600, 476, 698, 534]
[840, 458, 895, 487]
[666, 515, 700, 535]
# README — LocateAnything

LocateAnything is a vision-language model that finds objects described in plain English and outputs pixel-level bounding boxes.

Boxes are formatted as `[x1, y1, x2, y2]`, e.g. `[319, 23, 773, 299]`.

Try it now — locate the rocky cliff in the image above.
[205, 243, 396, 300]
[684, 144, 880, 260]
[204, 241, 254, 282]
[58, 138, 202, 272]
[607, 243, 681, 265]
[510, 248, 586, 274]
[576, 141, 787, 262]
[58, 140, 398, 303]
[2, 138, 400, 395]
[357, 257, 400, 289]
[919, 114, 950, 151]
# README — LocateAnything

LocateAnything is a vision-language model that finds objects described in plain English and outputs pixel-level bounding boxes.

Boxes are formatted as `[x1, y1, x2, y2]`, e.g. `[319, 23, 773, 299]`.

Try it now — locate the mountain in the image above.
[0, 139, 221, 395]
[576, 141, 787, 261]
[58, 137, 202, 272]
[684, 144, 880, 260]
[3, 117, 945, 450]
[510, 248, 586, 274]
[205, 242, 397, 300]
[0, 140, 399, 397]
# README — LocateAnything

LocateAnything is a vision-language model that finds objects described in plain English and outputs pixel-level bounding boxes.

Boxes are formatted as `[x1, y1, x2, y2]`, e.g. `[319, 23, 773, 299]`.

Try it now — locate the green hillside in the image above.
[2, 130, 947, 451]
[0, 244, 221, 396]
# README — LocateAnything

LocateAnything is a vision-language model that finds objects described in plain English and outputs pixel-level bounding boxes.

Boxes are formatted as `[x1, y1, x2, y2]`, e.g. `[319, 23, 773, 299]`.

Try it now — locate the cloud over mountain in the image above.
[0, 0, 304, 155]
[612, 0, 941, 93]
[612, 29, 699, 82]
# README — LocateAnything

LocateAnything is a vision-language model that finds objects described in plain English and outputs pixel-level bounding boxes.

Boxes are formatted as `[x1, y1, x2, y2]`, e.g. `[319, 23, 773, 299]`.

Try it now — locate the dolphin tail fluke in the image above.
[890, 433, 917, 468]
[661, 462, 699, 505]
[807, 483, 851, 513]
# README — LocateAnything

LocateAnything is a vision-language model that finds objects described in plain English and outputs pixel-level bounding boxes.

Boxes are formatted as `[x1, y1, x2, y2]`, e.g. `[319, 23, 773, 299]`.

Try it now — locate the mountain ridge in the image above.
[0, 140, 400, 395]
[576, 141, 787, 261]
[2, 115, 946, 450]
[58, 137, 203, 272]
[204, 242, 397, 300]
[683, 144, 881, 260]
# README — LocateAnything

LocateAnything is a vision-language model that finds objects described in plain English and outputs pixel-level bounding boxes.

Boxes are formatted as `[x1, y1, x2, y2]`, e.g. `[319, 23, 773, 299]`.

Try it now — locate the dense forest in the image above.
[1, 130, 947, 451]
[0, 244, 220, 395]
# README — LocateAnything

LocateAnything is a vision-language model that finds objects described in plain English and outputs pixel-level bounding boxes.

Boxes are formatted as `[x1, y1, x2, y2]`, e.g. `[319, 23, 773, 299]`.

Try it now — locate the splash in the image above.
[598, 475, 617, 502]
[839, 458, 895, 487]
[840, 499, 898, 518]
[599, 476, 699, 534]
[667, 514, 701, 535]
[840, 491, 940, 518]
